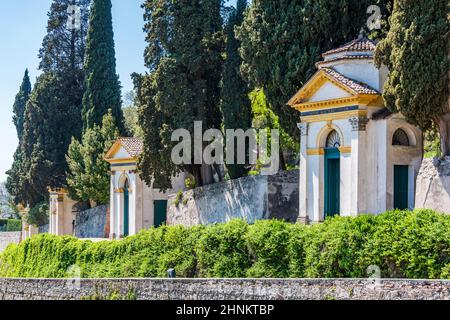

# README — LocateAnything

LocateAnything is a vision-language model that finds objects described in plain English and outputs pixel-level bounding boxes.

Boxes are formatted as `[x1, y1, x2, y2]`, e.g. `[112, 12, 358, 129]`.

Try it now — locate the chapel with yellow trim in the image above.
[104, 137, 185, 238]
[288, 36, 423, 223]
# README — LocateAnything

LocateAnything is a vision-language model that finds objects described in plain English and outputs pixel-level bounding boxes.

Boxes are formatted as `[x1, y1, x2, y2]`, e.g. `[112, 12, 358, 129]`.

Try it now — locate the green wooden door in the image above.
[123, 180, 130, 236]
[394, 165, 409, 210]
[325, 148, 340, 217]
[154, 200, 168, 227]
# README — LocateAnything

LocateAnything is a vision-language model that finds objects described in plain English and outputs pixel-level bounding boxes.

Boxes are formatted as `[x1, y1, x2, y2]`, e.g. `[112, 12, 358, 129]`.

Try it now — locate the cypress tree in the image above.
[220, 0, 252, 180]
[6, 70, 32, 205]
[82, 0, 124, 133]
[12, 70, 32, 140]
[136, 0, 224, 189]
[375, 0, 450, 156]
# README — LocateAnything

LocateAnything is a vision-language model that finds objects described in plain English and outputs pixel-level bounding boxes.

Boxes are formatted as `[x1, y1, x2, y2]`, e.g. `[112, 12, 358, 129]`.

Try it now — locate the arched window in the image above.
[326, 130, 341, 149]
[392, 129, 410, 146]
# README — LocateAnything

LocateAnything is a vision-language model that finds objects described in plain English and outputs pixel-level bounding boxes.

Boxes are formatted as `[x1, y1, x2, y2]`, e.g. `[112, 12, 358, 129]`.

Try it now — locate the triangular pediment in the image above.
[105, 141, 132, 162]
[104, 137, 143, 163]
[287, 68, 379, 108]
[288, 70, 356, 106]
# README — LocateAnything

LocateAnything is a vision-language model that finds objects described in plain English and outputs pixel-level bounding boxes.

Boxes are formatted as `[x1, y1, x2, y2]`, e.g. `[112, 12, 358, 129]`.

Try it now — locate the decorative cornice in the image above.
[301, 110, 367, 123]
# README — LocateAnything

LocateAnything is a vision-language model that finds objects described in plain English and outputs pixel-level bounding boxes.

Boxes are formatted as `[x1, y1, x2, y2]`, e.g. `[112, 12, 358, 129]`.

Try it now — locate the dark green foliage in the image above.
[24, 202, 49, 227]
[21, 73, 81, 206]
[375, 0, 449, 155]
[0, 219, 23, 232]
[66, 112, 120, 204]
[2, 210, 449, 279]
[220, 0, 252, 179]
[6, 70, 32, 205]
[82, 0, 124, 133]
[136, 0, 224, 189]
[12, 70, 32, 140]
[236, 0, 392, 149]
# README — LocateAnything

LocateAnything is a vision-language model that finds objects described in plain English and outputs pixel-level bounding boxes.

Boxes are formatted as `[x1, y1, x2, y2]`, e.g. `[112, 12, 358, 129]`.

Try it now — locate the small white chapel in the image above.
[288, 36, 423, 224]
[104, 137, 185, 239]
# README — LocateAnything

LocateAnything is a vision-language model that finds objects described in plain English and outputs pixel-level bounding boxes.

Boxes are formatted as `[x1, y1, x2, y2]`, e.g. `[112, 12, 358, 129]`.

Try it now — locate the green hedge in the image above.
[0, 219, 22, 232]
[1, 210, 449, 279]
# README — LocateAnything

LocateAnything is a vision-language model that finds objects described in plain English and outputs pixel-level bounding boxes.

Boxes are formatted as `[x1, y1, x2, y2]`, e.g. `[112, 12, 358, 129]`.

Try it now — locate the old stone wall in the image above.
[167, 171, 299, 227]
[74, 205, 108, 239]
[415, 157, 450, 214]
[0, 278, 449, 300]
[0, 232, 21, 253]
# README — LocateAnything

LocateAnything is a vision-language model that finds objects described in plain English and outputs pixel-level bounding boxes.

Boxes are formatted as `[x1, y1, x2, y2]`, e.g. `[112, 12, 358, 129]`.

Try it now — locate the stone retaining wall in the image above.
[0, 278, 449, 300]
[74, 205, 108, 239]
[167, 171, 299, 227]
[0, 232, 21, 253]
[415, 157, 450, 214]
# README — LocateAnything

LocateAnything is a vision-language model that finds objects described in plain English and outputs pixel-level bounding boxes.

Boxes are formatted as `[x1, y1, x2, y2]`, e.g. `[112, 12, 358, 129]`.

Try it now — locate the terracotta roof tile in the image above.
[118, 137, 143, 157]
[322, 37, 377, 57]
[323, 68, 379, 95]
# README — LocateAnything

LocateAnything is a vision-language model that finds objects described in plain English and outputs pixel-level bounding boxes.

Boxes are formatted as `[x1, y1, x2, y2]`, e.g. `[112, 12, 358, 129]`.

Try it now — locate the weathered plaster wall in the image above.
[0, 232, 21, 253]
[1, 278, 450, 300]
[415, 157, 450, 214]
[74, 205, 108, 239]
[167, 171, 299, 227]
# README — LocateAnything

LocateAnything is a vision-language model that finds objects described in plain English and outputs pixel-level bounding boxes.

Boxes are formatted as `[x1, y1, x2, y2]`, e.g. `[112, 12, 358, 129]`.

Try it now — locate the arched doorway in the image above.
[324, 130, 341, 217]
[123, 179, 130, 236]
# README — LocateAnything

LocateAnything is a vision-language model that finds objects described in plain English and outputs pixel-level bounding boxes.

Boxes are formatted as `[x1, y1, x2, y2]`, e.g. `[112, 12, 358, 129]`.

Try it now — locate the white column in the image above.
[109, 172, 116, 239]
[297, 123, 309, 224]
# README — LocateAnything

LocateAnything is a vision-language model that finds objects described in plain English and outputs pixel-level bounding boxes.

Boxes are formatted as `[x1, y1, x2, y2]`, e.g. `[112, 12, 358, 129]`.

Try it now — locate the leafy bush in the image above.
[245, 220, 292, 278]
[0, 219, 23, 232]
[1, 210, 450, 279]
[197, 220, 250, 277]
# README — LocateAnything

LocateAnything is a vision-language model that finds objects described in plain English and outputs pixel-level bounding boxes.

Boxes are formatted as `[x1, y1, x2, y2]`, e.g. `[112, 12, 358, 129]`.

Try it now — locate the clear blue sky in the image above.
[0, 0, 237, 183]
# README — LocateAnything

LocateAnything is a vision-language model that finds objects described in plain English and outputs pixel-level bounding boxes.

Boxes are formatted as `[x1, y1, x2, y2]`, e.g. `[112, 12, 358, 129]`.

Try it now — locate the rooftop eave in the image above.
[290, 94, 381, 113]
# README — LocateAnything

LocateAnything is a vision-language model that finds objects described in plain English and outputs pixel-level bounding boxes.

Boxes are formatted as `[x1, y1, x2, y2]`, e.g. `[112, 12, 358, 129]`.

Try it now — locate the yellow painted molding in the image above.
[307, 148, 325, 156]
[292, 95, 379, 113]
[301, 110, 367, 123]
[338, 146, 352, 154]
[115, 188, 124, 193]
[107, 158, 138, 164]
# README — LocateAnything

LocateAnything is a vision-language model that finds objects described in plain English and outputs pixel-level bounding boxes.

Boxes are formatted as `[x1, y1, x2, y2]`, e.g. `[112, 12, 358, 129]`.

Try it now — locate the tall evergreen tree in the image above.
[6, 70, 32, 205]
[220, 0, 252, 180]
[13, 0, 90, 207]
[136, 0, 224, 189]
[375, 0, 449, 156]
[12, 70, 32, 140]
[82, 0, 124, 133]
[236, 0, 392, 159]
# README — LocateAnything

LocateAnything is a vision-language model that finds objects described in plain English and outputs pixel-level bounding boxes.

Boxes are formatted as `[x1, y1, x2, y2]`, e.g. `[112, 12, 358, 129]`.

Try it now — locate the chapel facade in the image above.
[288, 36, 423, 224]
[104, 137, 185, 239]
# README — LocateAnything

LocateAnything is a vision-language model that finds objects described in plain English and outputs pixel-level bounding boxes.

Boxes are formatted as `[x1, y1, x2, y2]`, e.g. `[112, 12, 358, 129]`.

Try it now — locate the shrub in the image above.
[0, 219, 22, 232]
[245, 220, 292, 278]
[197, 220, 250, 278]
[1, 210, 450, 279]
